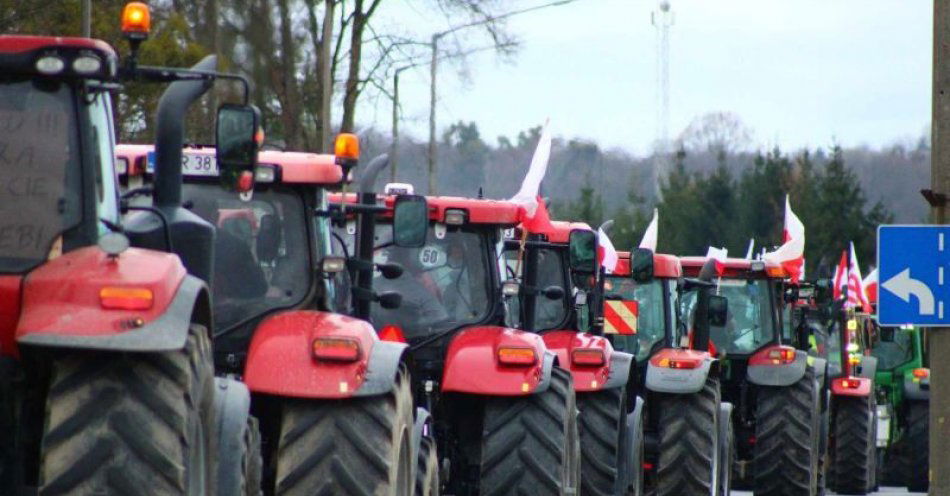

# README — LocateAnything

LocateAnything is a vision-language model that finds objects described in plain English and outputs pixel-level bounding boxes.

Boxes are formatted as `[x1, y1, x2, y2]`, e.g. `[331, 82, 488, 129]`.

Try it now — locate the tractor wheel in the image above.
[39, 324, 215, 495]
[903, 402, 929, 492]
[244, 417, 263, 496]
[414, 437, 439, 496]
[576, 386, 625, 496]
[655, 374, 720, 496]
[754, 368, 820, 496]
[479, 367, 579, 496]
[831, 394, 875, 495]
[274, 365, 413, 496]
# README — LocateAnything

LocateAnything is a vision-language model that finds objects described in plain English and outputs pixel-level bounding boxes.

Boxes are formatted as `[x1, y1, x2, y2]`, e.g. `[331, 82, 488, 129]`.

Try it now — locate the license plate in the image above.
[145, 151, 219, 177]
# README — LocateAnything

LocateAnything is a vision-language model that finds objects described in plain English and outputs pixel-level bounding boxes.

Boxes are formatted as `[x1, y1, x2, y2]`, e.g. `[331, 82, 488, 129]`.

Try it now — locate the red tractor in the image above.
[0, 3, 262, 494]
[603, 249, 732, 496]
[117, 138, 431, 496]
[680, 256, 824, 496]
[502, 221, 641, 496]
[331, 188, 581, 495]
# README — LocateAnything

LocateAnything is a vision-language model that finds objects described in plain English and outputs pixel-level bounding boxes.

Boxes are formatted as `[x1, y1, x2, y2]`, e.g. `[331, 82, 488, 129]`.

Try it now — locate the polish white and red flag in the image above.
[706, 246, 729, 275]
[763, 195, 805, 283]
[833, 242, 872, 313]
[510, 118, 552, 232]
[863, 268, 879, 305]
[598, 228, 619, 274]
[639, 209, 659, 252]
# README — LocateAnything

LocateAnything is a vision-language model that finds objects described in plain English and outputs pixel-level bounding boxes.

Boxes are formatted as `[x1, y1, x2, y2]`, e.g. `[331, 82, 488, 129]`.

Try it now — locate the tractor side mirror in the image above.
[630, 248, 654, 283]
[568, 229, 597, 274]
[709, 294, 728, 327]
[377, 262, 404, 280]
[393, 194, 428, 248]
[216, 103, 261, 192]
[377, 291, 402, 309]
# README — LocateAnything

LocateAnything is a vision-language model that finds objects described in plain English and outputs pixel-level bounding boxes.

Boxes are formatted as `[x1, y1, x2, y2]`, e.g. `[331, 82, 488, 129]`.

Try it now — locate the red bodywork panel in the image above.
[0, 35, 115, 56]
[830, 376, 873, 397]
[442, 326, 550, 395]
[332, 193, 523, 226]
[14, 247, 185, 348]
[114, 144, 343, 185]
[0, 276, 22, 357]
[615, 252, 682, 278]
[244, 310, 379, 399]
[535, 221, 592, 243]
[542, 330, 613, 392]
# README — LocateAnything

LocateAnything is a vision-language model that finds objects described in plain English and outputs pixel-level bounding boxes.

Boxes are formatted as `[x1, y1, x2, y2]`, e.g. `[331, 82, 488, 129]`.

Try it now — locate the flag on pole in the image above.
[598, 227, 619, 274]
[833, 242, 872, 313]
[763, 195, 805, 283]
[706, 246, 729, 275]
[510, 118, 551, 225]
[639, 208, 659, 252]
[863, 267, 879, 305]
[744, 238, 755, 260]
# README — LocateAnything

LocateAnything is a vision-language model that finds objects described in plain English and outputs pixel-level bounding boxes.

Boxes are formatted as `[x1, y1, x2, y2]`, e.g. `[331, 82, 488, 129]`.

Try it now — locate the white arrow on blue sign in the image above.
[877, 225, 950, 326]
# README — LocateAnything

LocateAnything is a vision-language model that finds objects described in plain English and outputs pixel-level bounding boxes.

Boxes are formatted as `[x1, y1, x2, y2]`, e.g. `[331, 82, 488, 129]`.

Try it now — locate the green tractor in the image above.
[867, 320, 930, 492]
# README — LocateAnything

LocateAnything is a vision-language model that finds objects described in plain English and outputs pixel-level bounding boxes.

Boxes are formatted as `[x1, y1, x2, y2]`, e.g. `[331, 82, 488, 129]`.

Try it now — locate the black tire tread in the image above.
[244, 416, 263, 496]
[577, 386, 624, 496]
[903, 402, 929, 492]
[39, 325, 214, 496]
[656, 374, 720, 496]
[832, 395, 874, 495]
[274, 366, 413, 496]
[479, 367, 576, 496]
[414, 437, 439, 496]
[754, 368, 820, 496]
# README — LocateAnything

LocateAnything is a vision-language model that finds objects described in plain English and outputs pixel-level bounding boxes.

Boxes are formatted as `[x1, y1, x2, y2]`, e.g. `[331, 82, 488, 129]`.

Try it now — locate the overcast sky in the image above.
[361, 0, 931, 156]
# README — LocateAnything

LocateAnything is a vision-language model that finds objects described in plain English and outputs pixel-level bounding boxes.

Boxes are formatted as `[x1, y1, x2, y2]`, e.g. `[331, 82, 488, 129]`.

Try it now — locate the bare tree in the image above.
[678, 111, 753, 157]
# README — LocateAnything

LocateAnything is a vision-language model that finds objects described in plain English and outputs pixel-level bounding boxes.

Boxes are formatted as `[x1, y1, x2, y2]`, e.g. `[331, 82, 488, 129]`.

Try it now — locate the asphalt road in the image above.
[732, 488, 924, 495]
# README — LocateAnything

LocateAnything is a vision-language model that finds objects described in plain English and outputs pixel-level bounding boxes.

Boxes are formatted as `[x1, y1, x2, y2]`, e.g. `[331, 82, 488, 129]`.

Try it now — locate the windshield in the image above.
[183, 184, 310, 331]
[681, 278, 777, 355]
[0, 80, 82, 272]
[359, 225, 493, 341]
[605, 277, 669, 361]
[872, 327, 915, 370]
[503, 246, 569, 330]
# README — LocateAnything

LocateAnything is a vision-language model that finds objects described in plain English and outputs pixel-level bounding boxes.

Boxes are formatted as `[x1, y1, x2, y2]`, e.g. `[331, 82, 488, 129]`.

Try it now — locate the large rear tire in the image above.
[244, 417, 263, 496]
[274, 365, 413, 496]
[719, 404, 734, 496]
[903, 402, 929, 492]
[39, 324, 215, 496]
[831, 394, 875, 495]
[479, 367, 579, 496]
[655, 374, 720, 496]
[576, 386, 625, 496]
[414, 437, 439, 496]
[754, 368, 820, 496]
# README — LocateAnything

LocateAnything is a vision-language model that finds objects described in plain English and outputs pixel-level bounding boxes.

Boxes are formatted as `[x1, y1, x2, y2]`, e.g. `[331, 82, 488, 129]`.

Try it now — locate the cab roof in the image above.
[614, 251, 682, 278]
[679, 256, 788, 279]
[512, 220, 591, 243]
[114, 144, 343, 185]
[330, 193, 523, 226]
[0, 35, 115, 56]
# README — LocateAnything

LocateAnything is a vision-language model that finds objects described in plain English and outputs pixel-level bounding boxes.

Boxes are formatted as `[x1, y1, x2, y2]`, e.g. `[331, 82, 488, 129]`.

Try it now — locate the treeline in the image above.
[359, 120, 928, 275]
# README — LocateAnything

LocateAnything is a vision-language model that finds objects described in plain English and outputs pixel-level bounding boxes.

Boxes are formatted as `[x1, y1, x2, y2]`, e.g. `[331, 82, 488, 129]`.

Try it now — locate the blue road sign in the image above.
[878, 225, 950, 326]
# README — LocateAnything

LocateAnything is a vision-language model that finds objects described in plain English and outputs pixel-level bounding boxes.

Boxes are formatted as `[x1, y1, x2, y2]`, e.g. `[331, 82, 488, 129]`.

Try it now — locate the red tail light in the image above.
[99, 287, 153, 310]
[913, 368, 929, 379]
[643, 462, 655, 471]
[657, 357, 702, 369]
[312, 337, 361, 362]
[834, 378, 862, 389]
[497, 347, 537, 366]
[572, 348, 606, 366]
[379, 325, 407, 343]
[767, 347, 796, 365]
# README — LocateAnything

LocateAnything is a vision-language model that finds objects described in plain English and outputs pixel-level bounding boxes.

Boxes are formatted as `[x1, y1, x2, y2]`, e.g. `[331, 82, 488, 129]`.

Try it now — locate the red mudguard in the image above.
[244, 310, 406, 399]
[0, 275, 21, 358]
[441, 326, 554, 396]
[14, 246, 201, 352]
[542, 330, 614, 392]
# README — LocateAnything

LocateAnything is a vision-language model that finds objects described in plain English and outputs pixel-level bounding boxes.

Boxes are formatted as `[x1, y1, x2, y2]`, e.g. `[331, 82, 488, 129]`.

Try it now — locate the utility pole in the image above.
[391, 66, 411, 183]
[930, 2, 950, 493]
[81, 0, 91, 37]
[427, 33, 440, 195]
[318, 0, 334, 152]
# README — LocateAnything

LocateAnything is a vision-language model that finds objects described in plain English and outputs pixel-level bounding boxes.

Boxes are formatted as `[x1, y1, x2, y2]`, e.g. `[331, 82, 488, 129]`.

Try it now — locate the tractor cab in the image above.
[116, 144, 346, 362]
